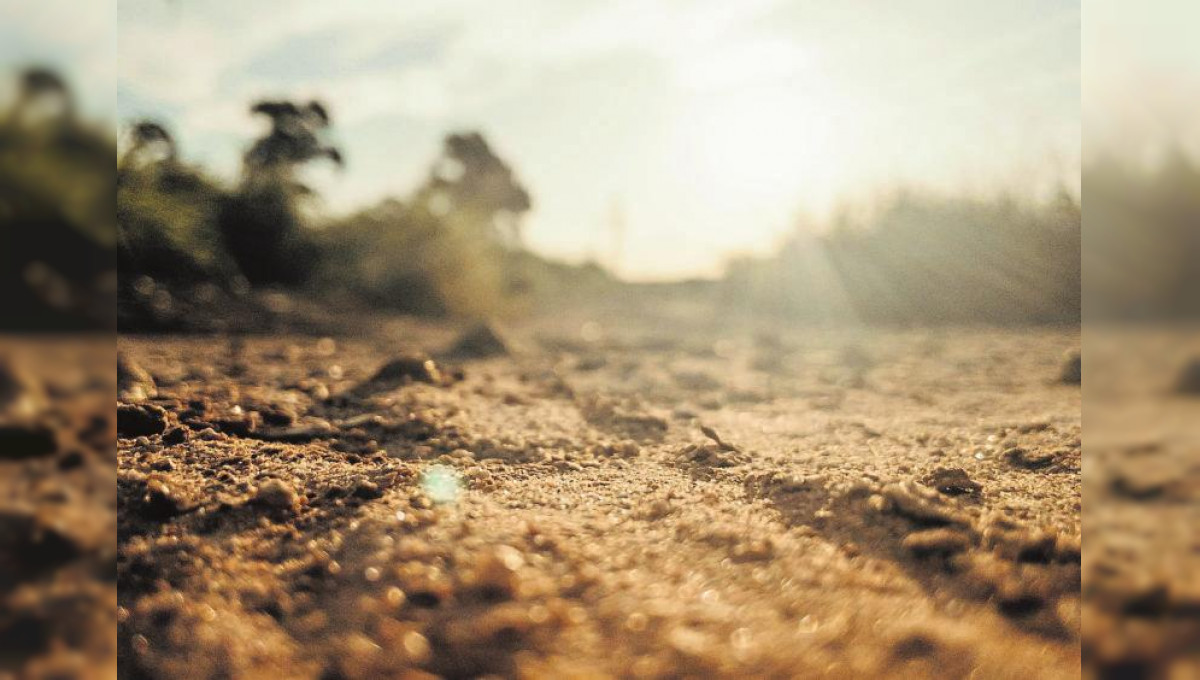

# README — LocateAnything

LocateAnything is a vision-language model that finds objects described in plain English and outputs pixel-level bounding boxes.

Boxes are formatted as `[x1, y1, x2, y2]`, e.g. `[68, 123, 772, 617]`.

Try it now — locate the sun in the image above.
[670, 80, 845, 216]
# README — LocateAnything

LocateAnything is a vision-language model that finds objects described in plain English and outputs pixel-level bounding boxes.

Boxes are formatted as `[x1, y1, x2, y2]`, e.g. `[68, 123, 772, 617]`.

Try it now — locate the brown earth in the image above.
[1, 338, 117, 680]
[111, 316, 1085, 680]
[1083, 327, 1200, 680]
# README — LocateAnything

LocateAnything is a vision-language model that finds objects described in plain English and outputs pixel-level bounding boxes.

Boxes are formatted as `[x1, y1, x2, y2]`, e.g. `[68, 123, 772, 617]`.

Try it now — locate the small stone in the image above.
[1002, 447, 1055, 470]
[385, 587, 407, 608]
[920, 467, 982, 496]
[0, 422, 57, 459]
[369, 355, 442, 385]
[0, 355, 46, 421]
[117, 403, 169, 437]
[639, 499, 673, 520]
[259, 406, 298, 427]
[254, 479, 299, 510]
[462, 545, 525, 601]
[445, 321, 510, 359]
[1059, 350, 1081, 385]
[211, 410, 260, 436]
[118, 353, 157, 402]
[902, 528, 972, 557]
[139, 476, 195, 518]
[352, 478, 383, 500]
[162, 426, 190, 446]
[1173, 358, 1200, 395]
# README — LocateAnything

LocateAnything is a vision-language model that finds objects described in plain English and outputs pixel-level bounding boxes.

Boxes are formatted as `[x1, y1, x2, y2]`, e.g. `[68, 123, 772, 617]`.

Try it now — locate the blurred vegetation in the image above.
[320, 132, 536, 318]
[0, 67, 117, 331]
[1082, 150, 1200, 321]
[16, 65, 1200, 331]
[723, 189, 1082, 325]
[111, 82, 613, 330]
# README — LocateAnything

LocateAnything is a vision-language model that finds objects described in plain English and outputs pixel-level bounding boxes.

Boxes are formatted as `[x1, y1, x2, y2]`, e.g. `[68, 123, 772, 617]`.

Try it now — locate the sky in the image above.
[8, 0, 1081, 279]
[1084, 0, 1200, 160]
[1, 0, 116, 119]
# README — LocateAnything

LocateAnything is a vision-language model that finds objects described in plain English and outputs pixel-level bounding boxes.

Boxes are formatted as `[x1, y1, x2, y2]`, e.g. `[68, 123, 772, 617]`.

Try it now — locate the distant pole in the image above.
[608, 197, 625, 278]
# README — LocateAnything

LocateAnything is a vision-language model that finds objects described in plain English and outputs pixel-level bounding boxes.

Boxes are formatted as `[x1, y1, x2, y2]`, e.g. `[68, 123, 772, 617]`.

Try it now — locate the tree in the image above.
[117, 119, 230, 286]
[417, 131, 531, 248]
[0, 67, 116, 330]
[218, 98, 344, 285]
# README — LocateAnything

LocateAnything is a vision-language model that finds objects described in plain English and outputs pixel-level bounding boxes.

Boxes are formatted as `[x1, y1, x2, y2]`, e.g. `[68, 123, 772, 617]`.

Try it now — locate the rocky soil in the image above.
[1083, 327, 1200, 679]
[108, 315, 1089, 680]
[1, 339, 117, 679]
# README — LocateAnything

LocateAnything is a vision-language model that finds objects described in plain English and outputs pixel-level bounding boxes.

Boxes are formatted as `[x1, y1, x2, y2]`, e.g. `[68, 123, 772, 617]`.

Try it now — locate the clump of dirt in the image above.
[1058, 350, 1081, 385]
[117, 403, 170, 438]
[1, 355, 48, 420]
[1003, 446, 1057, 470]
[368, 355, 444, 385]
[118, 352, 157, 402]
[1172, 357, 1200, 395]
[444, 321, 510, 359]
[920, 467, 982, 496]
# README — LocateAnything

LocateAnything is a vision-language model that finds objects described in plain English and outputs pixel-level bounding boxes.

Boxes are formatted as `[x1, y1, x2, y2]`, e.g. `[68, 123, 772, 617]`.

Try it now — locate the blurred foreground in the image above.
[0, 339, 116, 678]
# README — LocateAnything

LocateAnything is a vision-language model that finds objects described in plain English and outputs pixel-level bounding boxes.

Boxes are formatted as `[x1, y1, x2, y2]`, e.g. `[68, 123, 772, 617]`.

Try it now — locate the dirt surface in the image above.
[1083, 327, 1200, 679]
[1, 338, 117, 679]
[115, 317, 1083, 679]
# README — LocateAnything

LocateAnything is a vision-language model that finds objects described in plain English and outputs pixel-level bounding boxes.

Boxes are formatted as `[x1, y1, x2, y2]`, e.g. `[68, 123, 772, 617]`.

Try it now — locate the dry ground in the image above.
[112, 317, 1084, 679]
[1, 338, 117, 680]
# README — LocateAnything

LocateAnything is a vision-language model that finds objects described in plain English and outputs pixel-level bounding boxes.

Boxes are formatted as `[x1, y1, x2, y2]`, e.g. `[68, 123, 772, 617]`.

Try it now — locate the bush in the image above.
[724, 189, 1081, 325]
[0, 67, 117, 330]
[320, 199, 506, 318]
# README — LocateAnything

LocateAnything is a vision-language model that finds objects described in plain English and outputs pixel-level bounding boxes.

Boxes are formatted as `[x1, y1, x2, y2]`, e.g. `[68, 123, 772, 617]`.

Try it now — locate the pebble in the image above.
[254, 479, 300, 510]
[920, 467, 982, 496]
[445, 321, 510, 359]
[117, 403, 169, 437]
[1173, 357, 1200, 395]
[0, 422, 57, 459]
[0, 355, 46, 420]
[118, 353, 158, 402]
[369, 355, 443, 385]
[1059, 350, 1081, 385]
[1002, 447, 1055, 470]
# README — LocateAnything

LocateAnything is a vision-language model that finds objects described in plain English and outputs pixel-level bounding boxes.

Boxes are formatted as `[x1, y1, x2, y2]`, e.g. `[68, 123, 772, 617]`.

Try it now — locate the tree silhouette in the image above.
[1, 67, 116, 330]
[418, 131, 531, 248]
[243, 99, 342, 177]
[218, 98, 344, 285]
[4, 67, 75, 127]
[117, 119, 229, 289]
[119, 120, 178, 179]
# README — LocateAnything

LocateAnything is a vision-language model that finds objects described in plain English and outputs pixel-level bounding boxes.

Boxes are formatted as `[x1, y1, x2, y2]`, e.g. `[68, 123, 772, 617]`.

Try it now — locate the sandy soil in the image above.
[1082, 327, 1200, 679]
[1, 338, 117, 680]
[114, 317, 1084, 679]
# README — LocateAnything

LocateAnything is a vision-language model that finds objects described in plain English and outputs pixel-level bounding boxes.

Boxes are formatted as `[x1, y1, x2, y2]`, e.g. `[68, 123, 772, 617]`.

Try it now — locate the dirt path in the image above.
[116, 319, 1081, 679]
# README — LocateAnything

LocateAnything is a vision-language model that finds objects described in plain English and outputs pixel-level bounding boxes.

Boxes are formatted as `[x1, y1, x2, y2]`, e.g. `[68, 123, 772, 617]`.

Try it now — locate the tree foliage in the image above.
[218, 98, 344, 286]
[0, 66, 116, 330]
[416, 131, 531, 248]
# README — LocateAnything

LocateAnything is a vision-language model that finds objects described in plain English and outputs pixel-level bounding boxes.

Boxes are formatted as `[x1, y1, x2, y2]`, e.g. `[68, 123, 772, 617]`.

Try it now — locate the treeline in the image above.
[0, 67, 117, 331]
[9, 66, 1200, 330]
[116, 87, 583, 329]
[1083, 151, 1200, 321]
[723, 189, 1083, 325]
[723, 149, 1200, 326]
